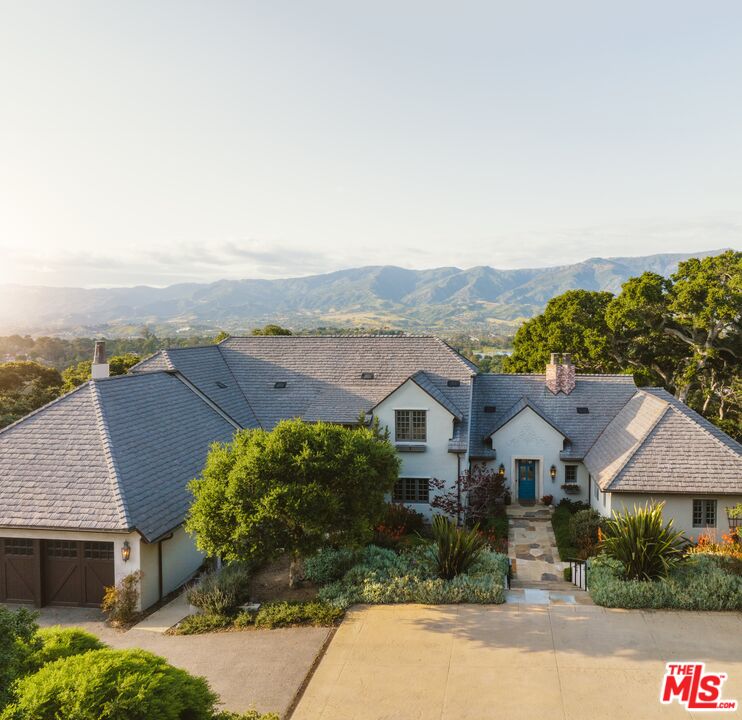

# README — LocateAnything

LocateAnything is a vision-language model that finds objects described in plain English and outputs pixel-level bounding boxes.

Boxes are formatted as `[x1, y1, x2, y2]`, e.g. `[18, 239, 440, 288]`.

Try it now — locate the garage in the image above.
[0, 538, 114, 607]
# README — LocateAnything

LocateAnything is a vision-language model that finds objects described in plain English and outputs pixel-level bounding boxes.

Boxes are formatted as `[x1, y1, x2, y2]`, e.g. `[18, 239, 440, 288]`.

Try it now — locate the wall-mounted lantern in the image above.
[121, 540, 131, 562]
[550, 465, 557, 480]
[498, 463, 505, 478]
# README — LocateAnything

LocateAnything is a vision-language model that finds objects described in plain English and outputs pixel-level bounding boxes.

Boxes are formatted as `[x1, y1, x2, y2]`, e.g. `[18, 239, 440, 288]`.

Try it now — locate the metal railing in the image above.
[567, 558, 588, 590]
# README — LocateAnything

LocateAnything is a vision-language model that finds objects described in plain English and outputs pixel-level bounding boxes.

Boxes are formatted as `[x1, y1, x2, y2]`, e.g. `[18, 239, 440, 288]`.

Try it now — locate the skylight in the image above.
[576, 407, 589, 414]
[447, 380, 461, 387]
[361, 372, 375, 380]
[484, 405, 497, 413]
[274, 381, 287, 389]
[215, 381, 227, 389]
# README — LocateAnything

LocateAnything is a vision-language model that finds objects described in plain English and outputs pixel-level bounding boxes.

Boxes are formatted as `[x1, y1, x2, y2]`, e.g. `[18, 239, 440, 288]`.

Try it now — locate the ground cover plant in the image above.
[551, 499, 589, 560]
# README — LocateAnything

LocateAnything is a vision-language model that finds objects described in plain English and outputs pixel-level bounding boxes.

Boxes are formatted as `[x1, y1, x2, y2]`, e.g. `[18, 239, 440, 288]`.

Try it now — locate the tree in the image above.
[60, 353, 141, 391]
[504, 290, 619, 373]
[186, 419, 400, 587]
[250, 325, 292, 336]
[212, 331, 230, 343]
[0, 362, 63, 429]
[431, 463, 507, 526]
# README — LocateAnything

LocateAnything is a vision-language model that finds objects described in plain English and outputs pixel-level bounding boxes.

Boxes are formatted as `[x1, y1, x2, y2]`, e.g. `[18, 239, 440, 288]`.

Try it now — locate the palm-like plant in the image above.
[431, 515, 486, 579]
[600, 502, 687, 580]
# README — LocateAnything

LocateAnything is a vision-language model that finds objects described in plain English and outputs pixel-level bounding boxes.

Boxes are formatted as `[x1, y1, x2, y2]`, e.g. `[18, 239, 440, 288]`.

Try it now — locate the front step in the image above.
[510, 578, 575, 592]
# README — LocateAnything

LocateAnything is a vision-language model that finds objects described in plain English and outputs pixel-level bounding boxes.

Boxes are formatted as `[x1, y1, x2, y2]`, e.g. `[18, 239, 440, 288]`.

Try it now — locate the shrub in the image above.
[600, 502, 686, 580]
[304, 547, 359, 585]
[551, 505, 577, 560]
[233, 611, 255, 629]
[541, 495, 553, 506]
[588, 554, 742, 610]
[253, 601, 344, 629]
[432, 515, 486, 579]
[569, 509, 605, 558]
[1, 648, 217, 720]
[187, 562, 251, 615]
[556, 498, 589, 514]
[0, 607, 39, 710]
[101, 570, 141, 626]
[174, 613, 233, 635]
[27, 627, 104, 671]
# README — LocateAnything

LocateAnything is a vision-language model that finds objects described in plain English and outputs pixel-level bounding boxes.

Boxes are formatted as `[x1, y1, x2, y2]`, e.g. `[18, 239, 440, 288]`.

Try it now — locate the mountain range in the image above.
[0, 250, 725, 337]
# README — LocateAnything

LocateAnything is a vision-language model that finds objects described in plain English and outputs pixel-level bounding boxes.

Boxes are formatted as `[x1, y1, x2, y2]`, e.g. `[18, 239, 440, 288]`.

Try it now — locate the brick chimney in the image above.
[91, 340, 109, 379]
[545, 353, 575, 395]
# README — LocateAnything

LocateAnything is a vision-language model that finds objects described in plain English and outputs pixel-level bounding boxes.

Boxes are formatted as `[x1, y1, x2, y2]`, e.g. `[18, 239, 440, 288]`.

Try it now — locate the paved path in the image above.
[291, 604, 742, 720]
[32, 605, 330, 717]
[507, 502, 563, 583]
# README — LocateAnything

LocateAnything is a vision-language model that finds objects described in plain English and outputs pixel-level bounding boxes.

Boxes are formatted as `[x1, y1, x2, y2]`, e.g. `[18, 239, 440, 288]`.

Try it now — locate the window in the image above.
[46, 540, 77, 558]
[484, 405, 497, 413]
[84, 542, 114, 560]
[692, 499, 717, 528]
[576, 407, 589, 414]
[395, 410, 426, 441]
[447, 379, 461, 387]
[565, 465, 577, 483]
[393, 477, 430, 504]
[273, 381, 287, 389]
[4, 538, 33, 556]
[361, 372, 375, 380]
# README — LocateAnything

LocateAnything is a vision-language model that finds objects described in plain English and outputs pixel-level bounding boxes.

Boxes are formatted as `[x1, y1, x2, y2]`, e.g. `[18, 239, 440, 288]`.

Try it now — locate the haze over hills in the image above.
[0, 250, 726, 337]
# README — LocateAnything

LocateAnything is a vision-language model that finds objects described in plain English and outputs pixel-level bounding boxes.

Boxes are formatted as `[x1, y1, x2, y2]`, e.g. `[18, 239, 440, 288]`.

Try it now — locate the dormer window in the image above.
[274, 381, 287, 389]
[395, 410, 426, 442]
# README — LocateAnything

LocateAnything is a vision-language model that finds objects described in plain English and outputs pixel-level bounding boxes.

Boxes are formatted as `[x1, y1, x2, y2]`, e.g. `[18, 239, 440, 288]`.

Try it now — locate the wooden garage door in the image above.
[44, 540, 114, 607]
[0, 538, 40, 604]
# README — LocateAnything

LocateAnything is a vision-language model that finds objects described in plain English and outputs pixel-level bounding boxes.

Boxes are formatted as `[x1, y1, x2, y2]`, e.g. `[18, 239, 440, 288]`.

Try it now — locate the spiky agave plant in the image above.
[431, 515, 487, 580]
[600, 502, 687, 580]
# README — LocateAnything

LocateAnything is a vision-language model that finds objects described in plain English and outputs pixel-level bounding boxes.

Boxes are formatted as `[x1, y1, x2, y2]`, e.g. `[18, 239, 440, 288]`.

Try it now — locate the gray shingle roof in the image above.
[0, 371, 238, 540]
[185, 336, 477, 430]
[594, 388, 742, 494]
[469, 374, 638, 459]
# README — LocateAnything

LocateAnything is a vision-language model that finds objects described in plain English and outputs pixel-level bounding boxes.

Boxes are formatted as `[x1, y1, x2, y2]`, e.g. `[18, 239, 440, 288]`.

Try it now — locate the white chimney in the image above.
[91, 340, 109, 379]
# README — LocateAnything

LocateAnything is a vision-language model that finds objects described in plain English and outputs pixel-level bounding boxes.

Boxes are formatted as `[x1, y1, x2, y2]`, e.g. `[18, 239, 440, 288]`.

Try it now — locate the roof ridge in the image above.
[0, 382, 91, 437]
[601, 392, 671, 491]
[214, 344, 262, 428]
[89, 381, 131, 530]
[432, 336, 479, 374]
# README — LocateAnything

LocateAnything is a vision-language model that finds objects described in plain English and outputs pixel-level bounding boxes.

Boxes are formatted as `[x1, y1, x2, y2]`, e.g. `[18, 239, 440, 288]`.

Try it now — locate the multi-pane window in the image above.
[4, 539, 33, 556]
[395, 410, 427, 442]
[84, 542, 114, 560]
[692, 499, 717, 528]
[565, 465, 577, 483]
[393, 477, 430, 504]
[46, 540, 78, 558]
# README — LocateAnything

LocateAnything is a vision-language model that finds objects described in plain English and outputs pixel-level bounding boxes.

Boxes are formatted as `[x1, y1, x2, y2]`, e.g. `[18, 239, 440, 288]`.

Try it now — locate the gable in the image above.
[491, 405, 568, 450]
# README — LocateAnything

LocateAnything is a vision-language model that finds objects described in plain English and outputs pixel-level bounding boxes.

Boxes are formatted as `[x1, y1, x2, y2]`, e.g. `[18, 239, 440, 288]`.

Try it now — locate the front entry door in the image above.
[517, 460, 537, 501]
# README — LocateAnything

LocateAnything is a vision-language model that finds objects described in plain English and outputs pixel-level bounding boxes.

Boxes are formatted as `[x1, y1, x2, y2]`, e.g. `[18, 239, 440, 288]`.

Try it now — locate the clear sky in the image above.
[1, 1, 740, 287]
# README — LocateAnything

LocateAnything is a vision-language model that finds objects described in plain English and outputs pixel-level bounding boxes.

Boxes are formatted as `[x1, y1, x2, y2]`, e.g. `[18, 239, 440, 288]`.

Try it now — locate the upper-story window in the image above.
[565, 465, 577, 483]
[395, 410, 426, 442]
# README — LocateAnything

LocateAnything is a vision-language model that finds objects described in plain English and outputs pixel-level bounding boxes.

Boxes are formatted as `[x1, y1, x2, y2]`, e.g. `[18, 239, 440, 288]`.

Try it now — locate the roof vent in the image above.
[274, 381, 287, 389]
[447, 379, 461, 387]
[215, 381, 227, 389]
[484, 405, 497, 413]
[576, 406, 589, 414]
[361, 372, 375, 380]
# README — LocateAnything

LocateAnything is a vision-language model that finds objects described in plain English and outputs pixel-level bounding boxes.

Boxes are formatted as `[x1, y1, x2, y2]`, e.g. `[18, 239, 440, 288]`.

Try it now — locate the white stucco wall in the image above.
[486, 406, 589, 504]
[607, 493, 742, 540]
[373, 378, 463, 519]
[138, 537, 160, 610]
[161, 525, 205, 596]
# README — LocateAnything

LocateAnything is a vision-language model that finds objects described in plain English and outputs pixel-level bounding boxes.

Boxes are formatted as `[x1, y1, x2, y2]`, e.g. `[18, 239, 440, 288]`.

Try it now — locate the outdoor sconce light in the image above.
[550, 465, 557, 480]
[121, 540, 131, 562]
[498, 463, 505, 478]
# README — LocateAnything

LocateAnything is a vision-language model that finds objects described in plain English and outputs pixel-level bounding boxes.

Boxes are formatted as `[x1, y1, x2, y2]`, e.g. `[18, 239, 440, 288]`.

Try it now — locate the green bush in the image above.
[0, 607, 39, 710]
[556, 498, 590, 514]
[303, 547, 359, 585]
[569, 509, 605, 558]
[27, 627, 104, 671]
[175, 612, 233, 635]
[600, 502, 686, 580]
[551, 505, 577, 560]
[253, 602, 344, 629]
[101, 570, 141, 626]
[588, 554, 742, 610]
[233, 612, 255, 629]
[432, 515, 486, 579]
[0, 648, 217, 720]
[318, 543, 508, 608]
[187, 563, 251, 615]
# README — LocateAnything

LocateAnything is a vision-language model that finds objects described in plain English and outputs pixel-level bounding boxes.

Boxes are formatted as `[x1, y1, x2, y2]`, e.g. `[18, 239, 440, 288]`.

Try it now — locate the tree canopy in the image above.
[505, 251, 741, 438]
[0, 362, 63, 429]
[186, 419, 400, 585]
[60, 353, 141, 392]
[250, 324, 292, 336]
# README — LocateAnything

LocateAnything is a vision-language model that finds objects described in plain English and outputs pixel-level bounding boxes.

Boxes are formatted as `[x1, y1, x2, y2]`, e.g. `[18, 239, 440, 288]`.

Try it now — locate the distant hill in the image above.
[0, 250, 726, 336]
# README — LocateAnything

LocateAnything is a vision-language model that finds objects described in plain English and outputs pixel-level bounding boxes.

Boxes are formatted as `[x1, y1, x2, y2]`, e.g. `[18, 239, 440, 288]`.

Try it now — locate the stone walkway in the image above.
[507, 502, 563, 582]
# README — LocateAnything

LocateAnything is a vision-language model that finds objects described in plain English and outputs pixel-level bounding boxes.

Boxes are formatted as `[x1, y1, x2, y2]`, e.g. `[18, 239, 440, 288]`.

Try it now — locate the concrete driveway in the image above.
[32, 606, 330, 717]
[291, 604, 742, 720]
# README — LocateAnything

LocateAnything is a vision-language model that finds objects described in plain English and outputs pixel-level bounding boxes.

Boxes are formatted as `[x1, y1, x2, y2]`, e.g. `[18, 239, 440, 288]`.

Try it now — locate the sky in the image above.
[0, 1, 740, 287]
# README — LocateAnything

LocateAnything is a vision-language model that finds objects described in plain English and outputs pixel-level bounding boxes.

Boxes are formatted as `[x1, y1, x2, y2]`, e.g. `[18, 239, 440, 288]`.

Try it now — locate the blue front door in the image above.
[517, 460, 537, 500]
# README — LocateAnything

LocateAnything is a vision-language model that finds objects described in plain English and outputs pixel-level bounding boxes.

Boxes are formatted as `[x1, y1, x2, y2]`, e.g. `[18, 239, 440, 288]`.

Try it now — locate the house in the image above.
[0, 339, 739, 610]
